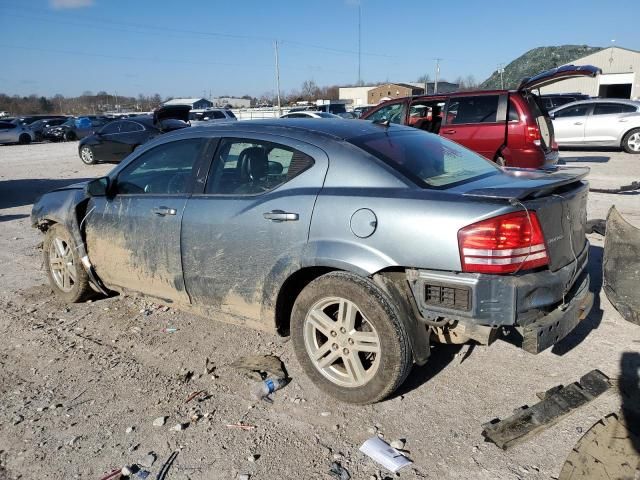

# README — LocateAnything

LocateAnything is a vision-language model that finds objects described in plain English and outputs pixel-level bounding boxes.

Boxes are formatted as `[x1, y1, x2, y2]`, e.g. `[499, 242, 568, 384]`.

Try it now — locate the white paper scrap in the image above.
[359, 437, 412, 473]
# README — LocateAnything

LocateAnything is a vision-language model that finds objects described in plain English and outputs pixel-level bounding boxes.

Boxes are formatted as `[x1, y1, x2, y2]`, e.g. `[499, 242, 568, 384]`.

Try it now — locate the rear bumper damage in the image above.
[406, 242, 592, 353]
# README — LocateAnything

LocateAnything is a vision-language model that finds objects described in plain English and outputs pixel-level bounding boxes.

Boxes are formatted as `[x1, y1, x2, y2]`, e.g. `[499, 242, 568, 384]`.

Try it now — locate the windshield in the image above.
[350, 130, 499, 188]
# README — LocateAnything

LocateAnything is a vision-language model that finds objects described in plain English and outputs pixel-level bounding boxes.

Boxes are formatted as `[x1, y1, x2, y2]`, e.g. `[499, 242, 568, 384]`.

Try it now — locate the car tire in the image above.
[43, 224, 93, 303]
[79, 145, 97, 165]
[18, 133, 31, 145]
[622, 128, 640, 154]
[291, 271, 412, 404]
[64, 131, 76, 142]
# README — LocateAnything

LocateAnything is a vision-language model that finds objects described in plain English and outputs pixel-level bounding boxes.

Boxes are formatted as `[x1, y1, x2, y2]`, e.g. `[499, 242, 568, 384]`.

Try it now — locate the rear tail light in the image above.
[526, 125, 541, 146]
[458, 211, 548, 274]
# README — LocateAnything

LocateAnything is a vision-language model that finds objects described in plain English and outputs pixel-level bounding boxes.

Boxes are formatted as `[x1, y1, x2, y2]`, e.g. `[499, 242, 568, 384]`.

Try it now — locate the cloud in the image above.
[50, 0, 94, 9]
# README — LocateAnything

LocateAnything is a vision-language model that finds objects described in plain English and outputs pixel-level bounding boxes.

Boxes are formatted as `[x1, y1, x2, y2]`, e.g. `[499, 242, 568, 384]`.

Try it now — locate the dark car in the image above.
[43, 117, 111, 142]
[540, 93, 591, 111]
[78, 106, 191, 164]
[32, 119, 592, 404]
[29, 118, 69, 142]
[362, 65, 601, 169]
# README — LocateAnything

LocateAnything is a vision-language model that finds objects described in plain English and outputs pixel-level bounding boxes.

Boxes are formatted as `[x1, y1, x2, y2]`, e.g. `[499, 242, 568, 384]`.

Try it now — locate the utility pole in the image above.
[497, 63, 505, 89]
[274, 40, 282, 116]
[357, 3, 362, 86]
[434, 58, 441, 94]
[114, 91, 118, 113]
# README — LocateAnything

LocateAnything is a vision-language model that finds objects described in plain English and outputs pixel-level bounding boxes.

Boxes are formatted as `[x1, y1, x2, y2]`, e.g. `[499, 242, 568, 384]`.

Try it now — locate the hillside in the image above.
[480, 45, 603, 89]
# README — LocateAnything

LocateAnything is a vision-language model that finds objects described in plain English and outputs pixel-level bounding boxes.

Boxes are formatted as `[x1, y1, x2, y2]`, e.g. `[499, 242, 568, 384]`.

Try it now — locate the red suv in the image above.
[362, 65, 600, 169]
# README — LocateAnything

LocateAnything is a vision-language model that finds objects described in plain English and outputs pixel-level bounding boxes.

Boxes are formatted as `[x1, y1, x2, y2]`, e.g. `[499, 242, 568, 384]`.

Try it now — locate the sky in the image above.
[0, 0, 638, 99]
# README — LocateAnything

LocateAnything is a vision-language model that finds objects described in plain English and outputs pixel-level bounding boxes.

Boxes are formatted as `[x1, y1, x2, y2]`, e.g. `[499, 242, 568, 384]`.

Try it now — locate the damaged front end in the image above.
[603, 206, 640, 325]
[31, 183, 109, 296]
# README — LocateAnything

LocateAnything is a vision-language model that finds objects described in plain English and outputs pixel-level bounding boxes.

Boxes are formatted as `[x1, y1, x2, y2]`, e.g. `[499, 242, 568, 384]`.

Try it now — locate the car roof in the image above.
[551, 98, 640, 110]
[188, 118, 407, 140]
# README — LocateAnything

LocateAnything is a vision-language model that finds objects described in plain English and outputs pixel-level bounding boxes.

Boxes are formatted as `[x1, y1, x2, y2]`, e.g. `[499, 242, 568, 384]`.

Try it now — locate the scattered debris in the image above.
[247, 454, 259, 462]
[205, 357, 216, 375]
[67, 435, 81, 447]
[152, 416, 167, 427]
[237, 474, 250, 480]
[178, 370, 194, 384]
[320, 411, 331, 417]
[329, 461, 351, 480]
[590, 180, 640, 194]
[482, 370, 611, 449]
[99, 469, 121, 480]
[121, 465, 133, 476]
[161, 327, 177, 334]
[140, 452, 157, 468]
[230, 354, 287, 379]
[558, 412, 640, 479]
[136, 470, 150, 479]
[250, 377, 288, 401]
[156, 451, 179, 480]
[185, 390, 206, 404]
[125, 426, 134, 434]
[585, 218, 606, 235]
[390, 439, 406, 450]
[226, 423, 256, 431]
[171, 422, 188, 431]
[359, 437, 413, 473]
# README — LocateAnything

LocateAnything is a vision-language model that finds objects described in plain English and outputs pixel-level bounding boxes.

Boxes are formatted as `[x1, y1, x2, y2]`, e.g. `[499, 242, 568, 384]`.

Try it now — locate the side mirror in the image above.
[86, 176, 110, 197]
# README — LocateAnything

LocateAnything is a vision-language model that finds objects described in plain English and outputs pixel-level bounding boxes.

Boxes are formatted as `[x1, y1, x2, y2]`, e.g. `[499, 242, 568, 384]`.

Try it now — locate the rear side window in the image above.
[350, 130, 499, 189]
[554, 105, 589, 118]
[226, 110, 236, 118]
[366, 103, 406, 124]
[205, 139, 314, 195]
[593, 103, 637, 115]
[447, 95, 499, 124]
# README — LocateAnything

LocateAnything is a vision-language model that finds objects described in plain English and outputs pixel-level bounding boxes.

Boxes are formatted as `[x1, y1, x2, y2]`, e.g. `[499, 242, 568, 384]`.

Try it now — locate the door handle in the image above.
[263, 210, 299, 222]
[442, 129, 456, 134]
[152, 206, 177, 216]
[573, 122, 583, 125]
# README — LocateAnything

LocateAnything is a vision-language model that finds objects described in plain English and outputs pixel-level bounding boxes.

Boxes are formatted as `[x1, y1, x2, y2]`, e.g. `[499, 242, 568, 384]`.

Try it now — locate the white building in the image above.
[163, 98, 214, 109]
[539, 47, 640, 100]
[338, 86, 376, 106]
[212, 97, 251, 108]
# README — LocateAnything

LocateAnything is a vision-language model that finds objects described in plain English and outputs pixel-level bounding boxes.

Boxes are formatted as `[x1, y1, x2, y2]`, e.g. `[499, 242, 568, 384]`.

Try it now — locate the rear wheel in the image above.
[291, 272, 412, 404]
[79, 145, 96, 165]
[18, 134, 31, 145]
[622, 128, 640, 154]
[43, 224, 93, 303]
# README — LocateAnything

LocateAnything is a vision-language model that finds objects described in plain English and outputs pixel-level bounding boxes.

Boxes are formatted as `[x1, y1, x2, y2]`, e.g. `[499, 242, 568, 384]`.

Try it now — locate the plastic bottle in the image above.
[250, 377, 287, 400]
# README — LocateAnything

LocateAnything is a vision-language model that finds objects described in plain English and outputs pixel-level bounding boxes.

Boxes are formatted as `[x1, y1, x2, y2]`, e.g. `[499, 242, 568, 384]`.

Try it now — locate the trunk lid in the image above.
[153, 105, 191, 125]
[461, 167, 589, 271]
[517, 64, 601, 91]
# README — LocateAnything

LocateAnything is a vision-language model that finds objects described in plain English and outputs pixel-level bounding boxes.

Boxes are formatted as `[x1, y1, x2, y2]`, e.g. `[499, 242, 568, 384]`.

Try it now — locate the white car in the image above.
[189, 108, 237, 125]
[280, 111, 342, 119]
[0, 120, 35, 145]
[549, 99, 640, 153]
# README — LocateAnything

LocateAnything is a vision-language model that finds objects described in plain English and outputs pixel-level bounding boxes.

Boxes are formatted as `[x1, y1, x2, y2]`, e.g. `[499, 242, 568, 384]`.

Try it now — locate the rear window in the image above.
[350, 130, 499, 188]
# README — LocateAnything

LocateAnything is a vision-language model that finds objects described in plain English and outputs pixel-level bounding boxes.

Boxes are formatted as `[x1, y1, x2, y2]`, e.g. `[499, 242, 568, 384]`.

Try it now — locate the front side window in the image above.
[366, 102, 406, 124]
[447, 95, 499, 124]
[350, 130, 499, 189]
[593, 103, 637, 115]
[205, 138, 314, 195]
[209, 111, 226, 119]
[554, 105, 589, 118]
[100, 122, 120, 134]
[116, 138, 203, 195]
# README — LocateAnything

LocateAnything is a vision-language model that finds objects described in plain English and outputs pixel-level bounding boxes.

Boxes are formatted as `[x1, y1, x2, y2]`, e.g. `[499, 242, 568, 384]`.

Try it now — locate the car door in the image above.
[441, 94, 507, 159]
[551, 104, 591, 145]
[181, 134, 328, 324]
[92, 121, 121, 161]
[86, 137, 208, 303]
[0, 121, 12, 143]
[111, 120, 148, 159]
[584, 103, 638, 144]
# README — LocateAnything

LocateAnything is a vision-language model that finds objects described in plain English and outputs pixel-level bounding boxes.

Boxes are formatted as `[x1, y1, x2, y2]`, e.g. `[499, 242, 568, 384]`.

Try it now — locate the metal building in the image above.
[163, 98, 214, 110]
[539, 47, 640, 100]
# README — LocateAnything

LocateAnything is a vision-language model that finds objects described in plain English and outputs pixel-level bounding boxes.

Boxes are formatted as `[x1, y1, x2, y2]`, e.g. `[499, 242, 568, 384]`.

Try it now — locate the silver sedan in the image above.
[31, 120, 592, 403]
[0, 120, 35, 145]
[550, 99, 640, 153]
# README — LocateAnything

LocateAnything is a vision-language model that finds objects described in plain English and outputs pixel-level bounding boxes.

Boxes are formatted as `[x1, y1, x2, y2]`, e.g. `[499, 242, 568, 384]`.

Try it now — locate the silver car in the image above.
[31, 120, 593, 404]
[550, 99, 640, 153]
[0, 120, 35, 145]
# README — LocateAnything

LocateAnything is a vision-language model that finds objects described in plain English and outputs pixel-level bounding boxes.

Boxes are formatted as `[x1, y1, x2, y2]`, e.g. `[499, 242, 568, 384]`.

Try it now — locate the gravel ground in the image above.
[0, 141, 638, 480]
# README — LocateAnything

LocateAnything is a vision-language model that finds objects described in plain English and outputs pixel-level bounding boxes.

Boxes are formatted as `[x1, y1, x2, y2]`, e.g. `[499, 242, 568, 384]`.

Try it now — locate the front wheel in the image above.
[291, 272, 412, 404]
[43, 224, 93, 303]
[622, 128, 640, 154]
[79, 145, 96, 165]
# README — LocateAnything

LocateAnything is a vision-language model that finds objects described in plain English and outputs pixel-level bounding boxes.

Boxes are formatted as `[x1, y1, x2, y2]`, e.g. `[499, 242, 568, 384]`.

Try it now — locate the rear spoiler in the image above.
[463, 167, 590, 201]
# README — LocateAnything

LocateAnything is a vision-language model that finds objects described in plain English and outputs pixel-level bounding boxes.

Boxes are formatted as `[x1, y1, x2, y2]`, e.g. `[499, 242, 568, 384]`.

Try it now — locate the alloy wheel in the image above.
[303, 297, 381, 388]
[80, 146, 94, 164]
[48, 237, 77, 292]
[627, 132, 640, 152]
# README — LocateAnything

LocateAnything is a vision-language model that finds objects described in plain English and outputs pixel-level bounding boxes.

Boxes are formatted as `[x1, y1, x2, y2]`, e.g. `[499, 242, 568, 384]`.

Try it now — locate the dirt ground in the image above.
[0, 141, 638, 480]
